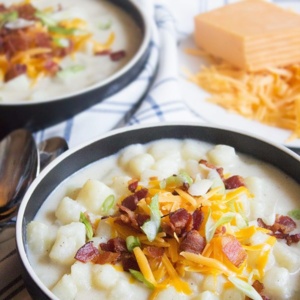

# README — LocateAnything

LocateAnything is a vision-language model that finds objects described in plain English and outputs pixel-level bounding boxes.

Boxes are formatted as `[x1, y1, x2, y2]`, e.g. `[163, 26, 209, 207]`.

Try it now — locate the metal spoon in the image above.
[0, 129, 38, 223]
[38, 136, 69, 171]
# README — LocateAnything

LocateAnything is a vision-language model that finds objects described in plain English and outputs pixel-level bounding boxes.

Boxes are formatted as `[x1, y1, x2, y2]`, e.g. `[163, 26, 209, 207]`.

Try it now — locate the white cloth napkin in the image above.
[0, 0, 298, 299]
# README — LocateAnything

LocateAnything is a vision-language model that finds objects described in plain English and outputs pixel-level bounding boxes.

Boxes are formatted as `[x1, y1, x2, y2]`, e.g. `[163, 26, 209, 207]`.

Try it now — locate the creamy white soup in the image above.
[27, 139, 300, 300]
[0, 0, 142, 102]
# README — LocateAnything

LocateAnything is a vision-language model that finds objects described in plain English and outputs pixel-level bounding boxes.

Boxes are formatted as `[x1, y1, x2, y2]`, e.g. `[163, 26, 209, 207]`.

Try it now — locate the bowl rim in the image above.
[0, 0, 151, 106]
[15, 121, 300, 299]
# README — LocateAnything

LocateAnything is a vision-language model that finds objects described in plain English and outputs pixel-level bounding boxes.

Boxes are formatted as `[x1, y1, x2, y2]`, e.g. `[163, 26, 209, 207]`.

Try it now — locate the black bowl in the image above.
[0, 0, 151, 140]
[16, 123, 300, 299]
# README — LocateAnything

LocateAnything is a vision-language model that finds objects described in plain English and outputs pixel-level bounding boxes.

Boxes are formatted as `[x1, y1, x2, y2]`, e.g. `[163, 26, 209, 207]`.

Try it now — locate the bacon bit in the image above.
[273, 214, 296, 234]
[223, 175, 245, 190]
[136, 213, 150, 227]
[12, 3, 37, 20]
[110, 50, 126, 61]
[5, 63, 26, 81]
[221, 235, 247, 268]
[199, 159, 224, 178]
[118, 204, 140, 228]
[97, 251, 120, 265]
[192, 208, 204, 230]
[75, 241, 100, 263]
[135, 188, 148, 200]
[95, 49, 111, 56]
[246, 280, 271, 300]
[170, 208, 190, 230]
[258, 214, 299, 245]
[180, 230, 206, 254]
[128, 179, 139, 192]
[121, 194, 139, 211]
[121, 252, 140, 272]
[100, 237, 127, 253]
[144, 246, 165, 259]
[44, 60, 61, 76]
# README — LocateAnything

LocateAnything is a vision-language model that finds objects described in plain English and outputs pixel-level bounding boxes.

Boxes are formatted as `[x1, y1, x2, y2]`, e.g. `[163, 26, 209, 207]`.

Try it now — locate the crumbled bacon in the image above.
[192, 208, 204, 230]
[120, 252, 139, 272]
[128, 179, 139, 192]
[12, 3, 37, 20]
[118, 204, 140, 228]
[5, 63, 26, 81]
[246, 280, 271, 300]
[199, 159, 224, 178]
[170, 208, 190, 230]
[221, 235, 247, 268]
[97, 251, 120, 265]
[110, 50, 126, 61]
[223, 175, 245, 189]
[258, 214, 299, 245]
[100, 237, 127, 253]
[180, 230, 206, 254]
[75, 241, 100, 263]
[121, 194, 139, 211]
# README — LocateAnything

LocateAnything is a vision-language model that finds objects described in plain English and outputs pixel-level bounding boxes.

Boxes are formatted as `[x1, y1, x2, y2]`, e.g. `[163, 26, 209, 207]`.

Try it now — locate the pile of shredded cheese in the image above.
[107, 174, 275, 300]
[185, 48, 300, 142]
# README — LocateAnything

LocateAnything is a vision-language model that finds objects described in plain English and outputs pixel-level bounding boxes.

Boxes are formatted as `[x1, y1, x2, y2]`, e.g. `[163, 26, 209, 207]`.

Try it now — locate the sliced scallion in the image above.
[0, 11, 18, 28]
[141, 194, 161, 242]
[57, 65, 85, 79]
[35, 10, 57, 27]
[80, 212, 93, 240]
[101, 194, 115, 214]
[129, 269, 155, 289]
[288, 209, 300, 220]
[126, 236, 141, 252]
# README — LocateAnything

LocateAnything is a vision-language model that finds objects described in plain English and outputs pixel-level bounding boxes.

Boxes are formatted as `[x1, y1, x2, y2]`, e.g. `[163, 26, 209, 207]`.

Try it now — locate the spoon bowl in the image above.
[38, 137, 69, 171]
[0, 129, 38, 223]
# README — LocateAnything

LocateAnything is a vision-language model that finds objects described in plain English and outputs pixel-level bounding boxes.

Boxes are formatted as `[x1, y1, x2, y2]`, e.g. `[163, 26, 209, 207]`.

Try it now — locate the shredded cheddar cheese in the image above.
[185, 48, 300, 141]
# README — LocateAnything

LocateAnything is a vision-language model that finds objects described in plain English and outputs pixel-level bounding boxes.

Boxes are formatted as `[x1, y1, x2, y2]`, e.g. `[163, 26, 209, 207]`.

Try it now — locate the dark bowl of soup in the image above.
[0, 0, 151, 139]
[16, 123, 300, 300]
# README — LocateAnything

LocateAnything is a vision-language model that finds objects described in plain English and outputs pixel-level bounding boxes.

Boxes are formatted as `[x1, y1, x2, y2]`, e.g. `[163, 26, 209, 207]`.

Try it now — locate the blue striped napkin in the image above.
[1, 0, 298, 299]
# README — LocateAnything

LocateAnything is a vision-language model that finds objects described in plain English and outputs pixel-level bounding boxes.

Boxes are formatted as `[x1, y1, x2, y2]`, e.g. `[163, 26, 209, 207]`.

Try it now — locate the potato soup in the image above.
[0, 0, 142, 102]
[27, 139, 300, 300]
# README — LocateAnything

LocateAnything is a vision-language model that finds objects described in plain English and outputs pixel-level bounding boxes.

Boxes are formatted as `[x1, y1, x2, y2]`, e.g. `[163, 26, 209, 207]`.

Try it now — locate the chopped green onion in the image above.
[53, 37, 70, 48]
[80, 212, 93, 240]
[0, 11, 18, 28]
[141, 194, 161, 242]
[206, 211, 235, 242]
[49, 25, 77, 35]
[35, 10, 57, 27]
[228, 276, 263, 300]
[129, 269, 155, 289]
[288, 209, 300, 220]
[126, 236, 141, 252]
[57, 65, 85, 79]
[101, 194, 115, 214]
[160, 172, 193, 189]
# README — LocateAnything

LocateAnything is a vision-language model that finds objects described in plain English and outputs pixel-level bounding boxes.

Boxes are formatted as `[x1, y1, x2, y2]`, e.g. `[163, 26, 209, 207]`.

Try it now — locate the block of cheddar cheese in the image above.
[194, 0, 300, 71]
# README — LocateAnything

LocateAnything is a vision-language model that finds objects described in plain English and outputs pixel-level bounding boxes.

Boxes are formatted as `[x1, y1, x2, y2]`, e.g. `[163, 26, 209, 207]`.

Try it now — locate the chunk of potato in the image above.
[202, 275, 223, 294]
[127, 153, 155, 177]
[71, 261, 92, 290]
[273, 241, 300, 273]
[92, 264, 119, 290]
[155, 286, 189, 300]
[148, 140, 181, 160]
[263, 267, 292, 299]
[221, 288, 244, 300]
[192, 291, 219, 300]
[76, 179, 115, 214]
[52, 274, 77, 300]
[27, 221, 55, 255]
[207, 145, 237, 167]
[181, 139, 206, 161]
[49, 222, 85, 266]
[118, 144, 145, 168]
[55, 196, 85, 224]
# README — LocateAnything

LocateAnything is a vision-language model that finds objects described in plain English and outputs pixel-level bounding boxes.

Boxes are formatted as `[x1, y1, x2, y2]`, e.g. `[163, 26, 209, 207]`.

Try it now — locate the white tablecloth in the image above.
[0, 0, 299, 299]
